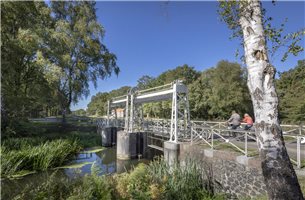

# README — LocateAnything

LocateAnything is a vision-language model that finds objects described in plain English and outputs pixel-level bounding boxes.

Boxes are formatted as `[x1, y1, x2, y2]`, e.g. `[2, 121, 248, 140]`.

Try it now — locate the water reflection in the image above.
[1, 147, 149, 200]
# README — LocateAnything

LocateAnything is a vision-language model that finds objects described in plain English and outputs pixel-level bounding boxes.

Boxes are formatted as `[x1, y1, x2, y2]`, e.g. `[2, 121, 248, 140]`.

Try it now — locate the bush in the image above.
[113, 158, 224, 200]
[11, 164, 113, 200]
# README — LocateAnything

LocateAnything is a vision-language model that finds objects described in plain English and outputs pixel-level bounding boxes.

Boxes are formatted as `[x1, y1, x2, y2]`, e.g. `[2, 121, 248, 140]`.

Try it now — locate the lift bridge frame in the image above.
[106, 80, 190, 143]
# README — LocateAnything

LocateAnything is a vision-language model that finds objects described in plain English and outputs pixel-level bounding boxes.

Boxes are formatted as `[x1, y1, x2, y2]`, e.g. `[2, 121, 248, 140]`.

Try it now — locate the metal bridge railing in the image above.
[96, 118, 305, 168]
[190, 121, 305, 169]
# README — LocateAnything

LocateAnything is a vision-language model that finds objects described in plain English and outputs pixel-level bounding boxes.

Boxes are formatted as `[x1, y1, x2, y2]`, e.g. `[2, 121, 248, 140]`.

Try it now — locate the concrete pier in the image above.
[101, 127, 112, 147]
[117, 131, 148, 160]
[101, 127, 117, 147]
[117, 131, 136, 160]
[164, 141, 180, 166]
[111, 127, 117, 146]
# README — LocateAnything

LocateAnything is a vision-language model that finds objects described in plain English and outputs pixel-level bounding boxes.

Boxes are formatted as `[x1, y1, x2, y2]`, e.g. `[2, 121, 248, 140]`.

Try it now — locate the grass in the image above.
[299, 176, 305, 196]
[1, 121, 102, 178]
[145, 157, 225, 200]
[8, 158, 225, 200]
[1, 139, 81, 177]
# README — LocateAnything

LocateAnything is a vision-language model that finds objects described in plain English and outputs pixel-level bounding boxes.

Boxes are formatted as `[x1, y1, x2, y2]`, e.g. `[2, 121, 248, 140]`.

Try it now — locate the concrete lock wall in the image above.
[117, 131, 148, 160]
[164, 141, 179, 167]
[101, 127, 117, 147]
[179, 143, 267, 199]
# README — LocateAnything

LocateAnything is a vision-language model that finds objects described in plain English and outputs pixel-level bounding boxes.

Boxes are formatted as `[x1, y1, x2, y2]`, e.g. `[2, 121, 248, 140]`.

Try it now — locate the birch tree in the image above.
[219, 1, 304, 199]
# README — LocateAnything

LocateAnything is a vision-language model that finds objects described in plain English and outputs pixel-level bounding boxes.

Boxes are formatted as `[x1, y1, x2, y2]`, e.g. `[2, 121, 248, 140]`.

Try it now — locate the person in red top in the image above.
[242, 113, 253, 130]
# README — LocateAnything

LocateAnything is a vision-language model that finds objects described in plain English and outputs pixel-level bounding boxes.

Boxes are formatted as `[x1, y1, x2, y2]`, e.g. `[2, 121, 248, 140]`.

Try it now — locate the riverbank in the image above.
[3, 157, 226, 200]
[1, 120, 100, 178]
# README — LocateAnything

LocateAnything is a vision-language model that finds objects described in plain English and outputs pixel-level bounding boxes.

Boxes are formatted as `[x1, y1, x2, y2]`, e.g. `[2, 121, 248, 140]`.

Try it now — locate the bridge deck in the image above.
[147, 144, 164, 152]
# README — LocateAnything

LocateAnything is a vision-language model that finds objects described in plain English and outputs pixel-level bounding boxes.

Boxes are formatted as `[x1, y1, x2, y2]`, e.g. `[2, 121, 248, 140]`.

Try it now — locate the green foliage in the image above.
[1, 139, 81, 177]
[0, 121, 102, 177]
[1, 2, 57, 127]
[137, 75, 156, 90]
[87, 86, 130, 116]
[1, 1, 119, 129]
[72, 109, 87, 116]
[218, 1, 304, 62]
[116, 163, 152, 199]
[140, 64, 200, 118]
[276, 60, 305, 123]
[45, 1, 119, 120]
[189, 60, 252, 120]
[67, 163, 112, 200]
[147, 157, 224, 200]
[7, 157, 226, 200]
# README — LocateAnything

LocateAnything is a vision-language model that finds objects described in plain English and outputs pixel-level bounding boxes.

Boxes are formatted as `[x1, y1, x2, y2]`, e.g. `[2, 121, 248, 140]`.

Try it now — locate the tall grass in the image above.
[1, 139, 81, 177]
[7, 159, 226, 200]
[1, 121, 103, 177]
[147, 157, 224, 200]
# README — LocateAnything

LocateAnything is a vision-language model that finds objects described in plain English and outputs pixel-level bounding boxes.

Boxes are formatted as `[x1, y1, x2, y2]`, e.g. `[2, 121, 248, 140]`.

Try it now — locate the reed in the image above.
[147, 157, 225, 200]
[1, 139, 81, 177]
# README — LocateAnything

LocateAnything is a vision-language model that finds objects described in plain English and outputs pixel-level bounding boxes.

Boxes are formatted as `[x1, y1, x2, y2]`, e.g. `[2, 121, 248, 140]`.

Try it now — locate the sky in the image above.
[71, 1, 305, 111]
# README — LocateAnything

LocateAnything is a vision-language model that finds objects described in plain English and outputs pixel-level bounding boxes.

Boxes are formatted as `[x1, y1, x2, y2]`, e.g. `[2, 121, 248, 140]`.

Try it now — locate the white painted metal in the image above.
[129, 94, 134, 132]
[107, 100, 110, 126]
[107, 80, 189, 142]
[124, 95, 129, 131]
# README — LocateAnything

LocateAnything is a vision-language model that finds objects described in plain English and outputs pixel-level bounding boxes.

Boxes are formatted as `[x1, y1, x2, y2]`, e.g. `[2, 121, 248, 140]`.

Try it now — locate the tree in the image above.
[87, 92, 109, 116]
[189, 60, 252, 120]
[1, 1, 56, 129]
[44, 1, 119, 122]
[142, 65, 200, 118]
[219, 1, 304, 198]
[136, 75, 156, 90]
[72, 109, 87, 116]
[276, 60, 305, 123]
[87, 86, 131, 117]
[153, 64, 200, 86]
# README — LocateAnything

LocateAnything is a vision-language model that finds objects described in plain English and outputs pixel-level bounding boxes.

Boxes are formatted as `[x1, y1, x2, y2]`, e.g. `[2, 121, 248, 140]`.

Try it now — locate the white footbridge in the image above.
[96, 80, 305, 168]
[106, 80, 190, 143]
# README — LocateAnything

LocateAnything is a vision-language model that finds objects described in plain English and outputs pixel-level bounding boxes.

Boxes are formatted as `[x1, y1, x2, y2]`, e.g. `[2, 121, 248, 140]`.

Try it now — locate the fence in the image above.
[96, 118, 305, 168]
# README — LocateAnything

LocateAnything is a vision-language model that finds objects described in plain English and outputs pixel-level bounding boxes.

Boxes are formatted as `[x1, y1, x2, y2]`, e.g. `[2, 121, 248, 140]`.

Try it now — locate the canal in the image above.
[1, 147, 153, 200]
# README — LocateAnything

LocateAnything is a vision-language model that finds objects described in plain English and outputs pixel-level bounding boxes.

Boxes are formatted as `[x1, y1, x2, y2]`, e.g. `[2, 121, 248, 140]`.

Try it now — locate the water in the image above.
[1, 147, 150, 200]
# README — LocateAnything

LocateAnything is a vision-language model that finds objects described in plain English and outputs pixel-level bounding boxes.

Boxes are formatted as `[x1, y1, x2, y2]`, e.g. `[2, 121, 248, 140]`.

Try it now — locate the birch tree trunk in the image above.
[239, 1, 303, 199]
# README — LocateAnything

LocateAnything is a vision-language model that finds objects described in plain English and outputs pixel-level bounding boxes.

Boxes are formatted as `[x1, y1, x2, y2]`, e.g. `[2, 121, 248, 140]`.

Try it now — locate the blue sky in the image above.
[71, 1, 305, 111]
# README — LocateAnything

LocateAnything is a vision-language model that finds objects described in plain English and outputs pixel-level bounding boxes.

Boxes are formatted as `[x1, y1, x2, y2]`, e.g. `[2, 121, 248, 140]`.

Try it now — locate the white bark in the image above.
[239, 1, 303, 199]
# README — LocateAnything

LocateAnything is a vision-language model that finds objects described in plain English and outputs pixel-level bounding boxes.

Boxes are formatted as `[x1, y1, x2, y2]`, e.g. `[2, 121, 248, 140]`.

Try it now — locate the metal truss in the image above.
[107, 80, 190, 143]
[169, 81, 190, 142]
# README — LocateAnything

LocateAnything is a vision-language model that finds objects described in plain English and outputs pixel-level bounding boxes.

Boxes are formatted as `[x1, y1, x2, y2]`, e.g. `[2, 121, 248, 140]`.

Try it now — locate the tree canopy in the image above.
[1, 1, 119, 131]
[276, 60, 305, 123]
[189, 60, 252, 120]
[86, 60, 304, 124]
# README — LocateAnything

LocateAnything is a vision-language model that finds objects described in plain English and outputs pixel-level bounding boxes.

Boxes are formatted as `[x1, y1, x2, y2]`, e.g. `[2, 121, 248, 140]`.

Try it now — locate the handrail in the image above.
[96, 118, 304, 168]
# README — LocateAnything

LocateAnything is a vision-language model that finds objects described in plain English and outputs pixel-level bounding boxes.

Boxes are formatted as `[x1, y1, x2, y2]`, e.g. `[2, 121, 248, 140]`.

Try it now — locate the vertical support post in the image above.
[211, 130, 214, 149]
[129, 94, 134, 133]
[124, 95, 129, 132]
[113, 106, 117, 127]
[297, 136, 301, 169]
[245, 132, 248, 157]
[107, 100, 110, 126]
[170, 83, 178, 143]
[140, 104, 144, 130]
[184, 92, 191, 139]
[191, 122, 193, 144]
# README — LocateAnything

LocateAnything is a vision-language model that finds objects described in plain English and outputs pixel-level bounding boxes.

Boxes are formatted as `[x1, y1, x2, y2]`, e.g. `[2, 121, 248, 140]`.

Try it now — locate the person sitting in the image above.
[227, 110, 241, 130]
[242, 113, 253, 130]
